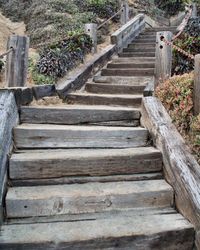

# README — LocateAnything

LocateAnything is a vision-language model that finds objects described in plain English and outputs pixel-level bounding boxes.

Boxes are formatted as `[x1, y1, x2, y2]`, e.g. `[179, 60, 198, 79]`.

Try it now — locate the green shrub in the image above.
[36, 33, 92, 80]
[155, 73, 200, 163]
[154, 0, 185, 16]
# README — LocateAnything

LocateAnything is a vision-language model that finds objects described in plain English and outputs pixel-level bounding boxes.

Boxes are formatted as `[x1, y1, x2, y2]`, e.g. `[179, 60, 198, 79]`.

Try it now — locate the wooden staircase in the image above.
[0, 27, 194, 249]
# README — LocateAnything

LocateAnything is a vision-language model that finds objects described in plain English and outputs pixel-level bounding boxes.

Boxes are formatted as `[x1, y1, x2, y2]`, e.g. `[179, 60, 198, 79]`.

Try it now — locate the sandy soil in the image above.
[0, 12, 26, 88]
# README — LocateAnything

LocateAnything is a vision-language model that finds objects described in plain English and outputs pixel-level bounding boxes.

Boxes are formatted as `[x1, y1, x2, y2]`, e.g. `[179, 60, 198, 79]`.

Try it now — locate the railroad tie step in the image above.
[6, 180, 174, 218]
[9, 147, 162, 181]
[14, 124, 149, 149]
[85, 82, 146, 94]
[101, 68, 155, 76]
[65, 92, 143, 107]
[20, 105, 140, 125]
[93, 75, 154, 85]
[119, 52, 156, 58]
[0, 209, 194, 249]
[107, 62, 155, 69]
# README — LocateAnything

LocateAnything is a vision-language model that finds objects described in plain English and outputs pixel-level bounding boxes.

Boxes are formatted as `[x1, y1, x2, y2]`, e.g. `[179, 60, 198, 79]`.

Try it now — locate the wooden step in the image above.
[107, 62, 155, 69]
[11, 172, 164, 186]
[6, 180, 174, 218]
[10, 147, 162, 180]
[123, 48, 155, 53]
[135, 38, 156, 42]
[110, 57, 156, 64]
[101, 68, 154, 76]
[128, 43, 155, 49]
[138, 34, 156, 39]
[65, 92, 143, 107]
[93, 75, 154, 85]
[0, 210, 194, 249]
[20, 105, 140, 125]
[119, 52, 156, 57]
[14, 124, 149, 149]
[146, 26, 177, 32]
[133, 39, 156, 44]
[85, 82, 146, 94]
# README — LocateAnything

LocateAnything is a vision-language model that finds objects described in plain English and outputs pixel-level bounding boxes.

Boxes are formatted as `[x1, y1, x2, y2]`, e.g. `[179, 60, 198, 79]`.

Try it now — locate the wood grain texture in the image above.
[6, 36, 29, 87]
[11, 173, 163, 186]
[9, 147, 162, 180]
[85, 82, 146, 94]
[194, 54, 200, 115]
[0, 212, 194, 249]
[141, 96, 200, 248]
[65, 93, 142, 107]
[101, 68, 155, 76]
[20, 105, 140, 125]
[93, 73, 154, 85]
[0, 90, 19, 223]
[6, 180, 174, 218]
[14, 124, 149, 149]
[155, 31, 173, 86]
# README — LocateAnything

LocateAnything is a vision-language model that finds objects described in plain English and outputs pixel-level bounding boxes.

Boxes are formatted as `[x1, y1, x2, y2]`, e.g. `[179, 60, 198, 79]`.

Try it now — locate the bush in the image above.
[154, 0, 185, 16]
[172, 17, 200, 75]
[155, 73, 200, 163]
[0, 60, 4, 73]
[36, 33, 92, 80]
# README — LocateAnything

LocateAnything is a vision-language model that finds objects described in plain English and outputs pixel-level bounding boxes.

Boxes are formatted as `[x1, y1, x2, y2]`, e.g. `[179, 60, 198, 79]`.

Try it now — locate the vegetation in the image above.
[0, 0, 119, 47]
[36, 34, 93, 82]
[154, 0, 185, 16]
[173, 17, 200, 75]
[156, 73, 200, 163]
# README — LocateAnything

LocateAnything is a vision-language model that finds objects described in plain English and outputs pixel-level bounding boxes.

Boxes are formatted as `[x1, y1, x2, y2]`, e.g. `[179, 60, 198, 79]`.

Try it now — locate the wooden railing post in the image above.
[120, 0, 129, 25]
[85, 23, 97, 54]
[192, 3, 197, 18]
[155, 31, 173, 86]
[6, 35, 29, 87]
[194, 54, 200, 115]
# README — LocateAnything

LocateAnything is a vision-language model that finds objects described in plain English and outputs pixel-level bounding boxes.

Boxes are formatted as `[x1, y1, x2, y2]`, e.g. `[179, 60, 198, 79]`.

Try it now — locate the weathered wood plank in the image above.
[0, 212, 194, 249]
[66, 93, 142, 107]
[10, 147, 162, 180]
[14, 124, 149, 148]
[85, 82, 146, 94]
[155, 31, 173, 86]
[194, 54, 200, 115]
[93, 75, 154, 85]
[6, 36, 29, 87]
[11, 172, 163, 186]
[141, 96, 200, 248]
[101, 68, 155, 76]
[6, 180, 174, 218]
[20, 105, 140, 124]
[0, 90, 19, 223]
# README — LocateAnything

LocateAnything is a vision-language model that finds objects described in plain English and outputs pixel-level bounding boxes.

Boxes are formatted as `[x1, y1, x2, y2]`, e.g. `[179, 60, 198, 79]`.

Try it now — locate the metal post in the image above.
[84, 23, 97, 54]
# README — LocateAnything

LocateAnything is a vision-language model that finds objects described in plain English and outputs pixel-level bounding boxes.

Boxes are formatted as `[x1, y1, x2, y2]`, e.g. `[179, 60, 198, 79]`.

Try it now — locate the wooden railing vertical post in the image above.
[192, 3, 197, 18]
[194, 54, 200, 116]
[120, 1, 129, 25]
[6, 35, 29, 87]
[155, 31, 173, 86]
[85, 23, 97, 54]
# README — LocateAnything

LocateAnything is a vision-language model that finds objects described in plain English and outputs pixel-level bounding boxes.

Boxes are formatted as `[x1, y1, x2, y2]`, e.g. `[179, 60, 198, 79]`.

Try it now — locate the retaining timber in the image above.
[0, 90, 19, 224]
[141, 96, 200, 249]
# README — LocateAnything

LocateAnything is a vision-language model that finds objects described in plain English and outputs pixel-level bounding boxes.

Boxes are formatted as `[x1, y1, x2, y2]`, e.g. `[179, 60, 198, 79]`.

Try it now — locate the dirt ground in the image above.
[0, 12, 26, 88]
